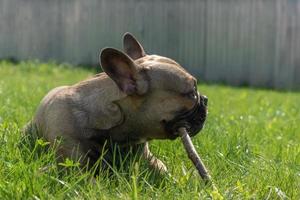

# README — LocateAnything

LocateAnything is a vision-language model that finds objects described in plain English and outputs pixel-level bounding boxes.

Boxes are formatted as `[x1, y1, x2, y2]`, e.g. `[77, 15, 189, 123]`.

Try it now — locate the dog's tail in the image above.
[21, 121, 42, 149]
[22, 121, 40, 144]
[22, 120, 38, 137]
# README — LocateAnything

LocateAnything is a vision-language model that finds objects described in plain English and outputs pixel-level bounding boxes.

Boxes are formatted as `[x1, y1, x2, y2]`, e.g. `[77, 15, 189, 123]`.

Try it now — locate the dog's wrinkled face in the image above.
[100, 33, 207, 141]
[133, 55, 208, 139]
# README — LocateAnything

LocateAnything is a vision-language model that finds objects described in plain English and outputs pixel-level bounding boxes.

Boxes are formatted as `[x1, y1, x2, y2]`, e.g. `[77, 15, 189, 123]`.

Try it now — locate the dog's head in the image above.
[100, 33, 207, 141]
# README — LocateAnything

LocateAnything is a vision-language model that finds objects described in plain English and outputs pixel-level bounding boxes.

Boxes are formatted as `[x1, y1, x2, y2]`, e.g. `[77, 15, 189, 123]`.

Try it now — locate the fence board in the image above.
[0, 0, 299, 90]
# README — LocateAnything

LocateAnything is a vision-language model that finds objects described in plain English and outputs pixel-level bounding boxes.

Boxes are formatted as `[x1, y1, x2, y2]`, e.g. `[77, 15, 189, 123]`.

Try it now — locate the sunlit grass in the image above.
[0, 61, 299, 199]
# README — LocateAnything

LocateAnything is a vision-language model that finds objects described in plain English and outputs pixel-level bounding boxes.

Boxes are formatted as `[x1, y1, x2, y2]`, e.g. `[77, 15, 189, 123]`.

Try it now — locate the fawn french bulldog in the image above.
[24, 33, 208, 173]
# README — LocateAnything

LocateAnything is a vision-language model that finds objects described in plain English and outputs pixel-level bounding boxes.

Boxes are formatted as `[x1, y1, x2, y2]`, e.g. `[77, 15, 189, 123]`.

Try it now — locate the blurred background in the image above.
[0, 0, 299, 90]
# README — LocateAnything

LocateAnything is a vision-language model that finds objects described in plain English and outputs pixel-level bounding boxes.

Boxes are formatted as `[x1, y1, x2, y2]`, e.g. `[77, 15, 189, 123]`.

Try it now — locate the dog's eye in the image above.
[185, 91, 197, 100]
[182, 85, 198, 100]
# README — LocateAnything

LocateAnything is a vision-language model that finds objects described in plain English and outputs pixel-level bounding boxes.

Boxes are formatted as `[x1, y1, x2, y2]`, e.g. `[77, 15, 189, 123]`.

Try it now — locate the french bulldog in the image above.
[24, 33, 208, 173]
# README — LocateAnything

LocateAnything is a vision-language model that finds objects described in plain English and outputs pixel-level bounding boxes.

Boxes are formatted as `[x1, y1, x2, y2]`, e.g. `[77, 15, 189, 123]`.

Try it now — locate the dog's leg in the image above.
[143, 142, 168, 173]
[54, 137, 103, 171]
[56, 142, 89, 167]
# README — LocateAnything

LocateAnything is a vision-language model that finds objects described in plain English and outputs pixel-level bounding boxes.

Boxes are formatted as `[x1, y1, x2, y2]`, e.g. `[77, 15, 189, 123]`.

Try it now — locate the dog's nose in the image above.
[200, 95, 208, 106]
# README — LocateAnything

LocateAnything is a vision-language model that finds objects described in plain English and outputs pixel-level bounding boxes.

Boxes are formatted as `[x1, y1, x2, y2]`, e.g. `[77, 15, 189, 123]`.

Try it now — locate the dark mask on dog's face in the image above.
[164, 92, 208, 137]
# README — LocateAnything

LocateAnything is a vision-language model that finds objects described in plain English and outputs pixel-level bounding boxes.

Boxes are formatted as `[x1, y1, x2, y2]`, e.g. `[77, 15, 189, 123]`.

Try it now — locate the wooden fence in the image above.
[0, 0, 299, 89]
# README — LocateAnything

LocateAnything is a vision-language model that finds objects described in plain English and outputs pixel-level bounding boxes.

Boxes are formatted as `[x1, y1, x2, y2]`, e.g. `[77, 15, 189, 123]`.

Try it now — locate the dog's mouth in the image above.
[164, 94, 208, 138]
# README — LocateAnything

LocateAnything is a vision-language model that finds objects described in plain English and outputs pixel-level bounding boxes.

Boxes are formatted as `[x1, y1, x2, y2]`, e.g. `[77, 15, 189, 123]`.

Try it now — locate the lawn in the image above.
[0, 61, 299, 199]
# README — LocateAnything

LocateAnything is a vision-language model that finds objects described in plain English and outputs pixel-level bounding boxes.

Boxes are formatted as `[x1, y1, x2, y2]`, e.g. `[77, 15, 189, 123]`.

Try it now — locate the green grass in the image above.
[0, 60, 299, 199]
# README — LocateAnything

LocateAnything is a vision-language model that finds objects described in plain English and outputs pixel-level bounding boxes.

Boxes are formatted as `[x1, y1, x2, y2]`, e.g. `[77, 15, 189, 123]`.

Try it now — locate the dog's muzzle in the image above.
[165, 93, 208, 137]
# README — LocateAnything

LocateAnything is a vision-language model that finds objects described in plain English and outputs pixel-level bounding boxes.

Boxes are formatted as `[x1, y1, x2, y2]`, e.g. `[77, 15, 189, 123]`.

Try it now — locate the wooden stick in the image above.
[177, 127, 212, 183]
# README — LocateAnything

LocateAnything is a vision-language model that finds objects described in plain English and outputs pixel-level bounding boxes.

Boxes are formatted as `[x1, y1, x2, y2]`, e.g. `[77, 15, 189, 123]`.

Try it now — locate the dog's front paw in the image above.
[149, 158, 168, 174]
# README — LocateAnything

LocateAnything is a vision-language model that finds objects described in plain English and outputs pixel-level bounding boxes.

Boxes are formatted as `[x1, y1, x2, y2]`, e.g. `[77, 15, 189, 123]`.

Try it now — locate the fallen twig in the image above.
[177, 127, 212, 184]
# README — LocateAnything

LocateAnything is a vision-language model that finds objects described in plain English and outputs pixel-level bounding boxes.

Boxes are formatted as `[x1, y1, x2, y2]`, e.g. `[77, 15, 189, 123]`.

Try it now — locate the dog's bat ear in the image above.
[123, 32, 146, 60]
[100, 48, 139, 95]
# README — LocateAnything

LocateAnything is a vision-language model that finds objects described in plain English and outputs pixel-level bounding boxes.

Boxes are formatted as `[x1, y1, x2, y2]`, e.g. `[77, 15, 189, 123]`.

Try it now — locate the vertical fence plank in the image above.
[274, 0, 300, 89]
